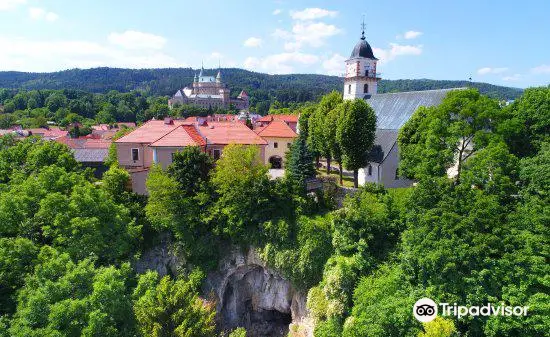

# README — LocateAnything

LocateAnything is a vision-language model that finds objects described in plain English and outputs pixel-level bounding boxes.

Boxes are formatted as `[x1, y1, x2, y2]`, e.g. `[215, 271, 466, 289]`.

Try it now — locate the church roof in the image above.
[367, 88, 461, 129]
[350, 37, 376, 59]
[367, 129, 398, 163]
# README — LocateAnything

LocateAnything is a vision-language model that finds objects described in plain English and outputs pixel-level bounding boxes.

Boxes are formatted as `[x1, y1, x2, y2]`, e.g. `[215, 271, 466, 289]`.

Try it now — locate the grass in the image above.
[316, 168, 355, 188]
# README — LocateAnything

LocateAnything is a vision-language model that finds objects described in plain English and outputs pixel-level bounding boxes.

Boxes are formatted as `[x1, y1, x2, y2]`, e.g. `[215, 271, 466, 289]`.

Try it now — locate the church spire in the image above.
[361, 15, 366, 40]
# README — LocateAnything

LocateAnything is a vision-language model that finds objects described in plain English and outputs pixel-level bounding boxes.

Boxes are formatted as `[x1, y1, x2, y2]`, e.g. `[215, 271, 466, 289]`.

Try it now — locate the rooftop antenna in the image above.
[361, 15, 366, 40]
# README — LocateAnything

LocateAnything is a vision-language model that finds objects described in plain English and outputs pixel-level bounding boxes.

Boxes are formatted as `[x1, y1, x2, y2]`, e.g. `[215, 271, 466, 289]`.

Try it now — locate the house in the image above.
[256, 114, 299, 133]
[343, 25, 461, 188]
[91, 122, 136, 139]
[56, 135, 112, 177]
[254, 120, 298, 169]
[115, 117, 267, 194]
[26, 126, 68, 140]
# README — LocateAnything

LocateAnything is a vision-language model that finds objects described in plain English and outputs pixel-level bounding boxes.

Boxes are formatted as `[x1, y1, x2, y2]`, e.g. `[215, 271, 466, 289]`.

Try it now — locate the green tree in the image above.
[418, 317, 457, 337]
[285, 136, 316, 187]
[210, 144, 271, 242]
[316, 91, 343, 173]
[133, 271, 215, 337]
[399, 89, 501, 181]
[0, 238, 38, 315]
[167, 146, 213, 196]
[9, 247, 136, 337]
[336, 99, 377, 188]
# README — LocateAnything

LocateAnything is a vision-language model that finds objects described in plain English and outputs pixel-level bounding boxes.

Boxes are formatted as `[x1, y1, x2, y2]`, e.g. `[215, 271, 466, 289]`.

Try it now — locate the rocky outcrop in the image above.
[204, 247, 312, 337]
[135, 239, 313, 337]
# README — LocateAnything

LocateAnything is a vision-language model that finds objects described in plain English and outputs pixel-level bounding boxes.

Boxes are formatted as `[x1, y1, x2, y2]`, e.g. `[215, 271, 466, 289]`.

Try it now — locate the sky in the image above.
[0, 0, 549, 88]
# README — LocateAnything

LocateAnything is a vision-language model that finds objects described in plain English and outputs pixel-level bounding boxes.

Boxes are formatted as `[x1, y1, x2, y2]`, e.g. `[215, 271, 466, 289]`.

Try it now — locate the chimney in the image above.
[164, 117, 173, 125]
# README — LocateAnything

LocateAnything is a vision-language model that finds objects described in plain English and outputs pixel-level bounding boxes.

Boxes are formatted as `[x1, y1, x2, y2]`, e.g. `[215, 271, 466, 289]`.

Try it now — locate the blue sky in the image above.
[1, 0, 549, 88]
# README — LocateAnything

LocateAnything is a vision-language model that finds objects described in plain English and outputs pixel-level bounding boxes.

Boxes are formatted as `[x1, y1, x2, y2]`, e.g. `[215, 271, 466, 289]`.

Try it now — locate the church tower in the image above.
[343, 22, 380, 100]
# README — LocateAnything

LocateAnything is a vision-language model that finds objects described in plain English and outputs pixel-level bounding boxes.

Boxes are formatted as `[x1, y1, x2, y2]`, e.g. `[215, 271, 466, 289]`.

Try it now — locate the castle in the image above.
[168, 66, 249, 110]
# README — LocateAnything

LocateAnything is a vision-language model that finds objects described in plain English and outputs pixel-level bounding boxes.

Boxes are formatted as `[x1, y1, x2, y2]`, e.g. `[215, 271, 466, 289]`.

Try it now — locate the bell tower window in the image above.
[348, 85, 351, 94]
[364, 83, 369, 93]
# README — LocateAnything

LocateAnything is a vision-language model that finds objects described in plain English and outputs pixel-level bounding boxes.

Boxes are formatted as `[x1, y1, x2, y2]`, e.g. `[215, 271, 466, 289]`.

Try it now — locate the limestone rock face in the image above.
[204, 247, 312, 337]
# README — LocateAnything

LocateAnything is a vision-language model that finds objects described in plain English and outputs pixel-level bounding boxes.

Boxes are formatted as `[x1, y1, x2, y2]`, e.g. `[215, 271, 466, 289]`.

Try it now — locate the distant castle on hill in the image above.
[168, 66, 249, 110]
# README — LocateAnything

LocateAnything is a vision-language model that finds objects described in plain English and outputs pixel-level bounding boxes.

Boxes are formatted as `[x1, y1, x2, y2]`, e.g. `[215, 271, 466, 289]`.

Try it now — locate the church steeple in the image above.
[199, 61, 204, 77]
[343, 17, 380, 100]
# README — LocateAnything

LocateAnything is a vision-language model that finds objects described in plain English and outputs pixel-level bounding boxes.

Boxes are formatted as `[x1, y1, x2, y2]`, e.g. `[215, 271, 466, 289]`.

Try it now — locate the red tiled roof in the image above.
[150, 125, 206, 147]
[255, 120, 298, 138]
[257, 114, 299, 123]
[56, 136, 112, 149]
[114, 120, 188, 144]
[26, 127, 69, 139]
[199, 122, 267, 145]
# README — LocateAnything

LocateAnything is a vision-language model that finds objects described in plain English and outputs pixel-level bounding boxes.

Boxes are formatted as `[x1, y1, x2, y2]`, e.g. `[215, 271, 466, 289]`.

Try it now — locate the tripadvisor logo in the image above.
[413, 298, 529, 322]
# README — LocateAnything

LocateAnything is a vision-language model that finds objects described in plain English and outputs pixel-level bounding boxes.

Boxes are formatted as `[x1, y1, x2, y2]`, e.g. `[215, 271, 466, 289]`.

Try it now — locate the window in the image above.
[274, 142, 278, 148]
[213, 149, 221, 160]
[287, 143, 291, 148]
[131, 148, 139, 161]
[367, 164, 372, 176]
[348, 84, 351, 94]
[364, 83, 369, 93]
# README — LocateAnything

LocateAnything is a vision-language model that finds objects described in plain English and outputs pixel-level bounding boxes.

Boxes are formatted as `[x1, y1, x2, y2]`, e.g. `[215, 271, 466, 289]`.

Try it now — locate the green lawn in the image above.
[316, 168, 355, 188]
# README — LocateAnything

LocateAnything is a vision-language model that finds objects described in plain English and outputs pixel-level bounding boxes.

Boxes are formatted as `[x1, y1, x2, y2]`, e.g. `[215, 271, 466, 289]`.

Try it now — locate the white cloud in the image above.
[322, 53, 346, 76]
[272, 28, 292, 40]
[373, 43, 423, 64]
[273, 9, 282, 15]
[0, 36, 186, 71]
[108, 30, 166, 50]
[274, 21, 341, 51]
[244, 52, 319, 74]
[290, 8, 337, 21]
[531, 64, 550, 74]
[502, 74, 521, 81]
[29, 7, 58, 22]
[243, 37, 262, 48]
[0, 0, 26, 11]
[404, 31, 423, 39]
[477, 67, 508, 75]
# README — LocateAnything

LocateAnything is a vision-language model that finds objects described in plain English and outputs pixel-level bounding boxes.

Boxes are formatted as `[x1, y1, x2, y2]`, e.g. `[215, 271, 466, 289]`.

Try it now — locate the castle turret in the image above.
[343, 21, 380, 100]
[216, 69, 222, 83]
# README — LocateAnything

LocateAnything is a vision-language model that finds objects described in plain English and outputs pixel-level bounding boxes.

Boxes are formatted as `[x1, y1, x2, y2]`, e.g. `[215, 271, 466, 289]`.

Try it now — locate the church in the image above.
[343, 26, 459, 188]
[168, 66, 249, 110]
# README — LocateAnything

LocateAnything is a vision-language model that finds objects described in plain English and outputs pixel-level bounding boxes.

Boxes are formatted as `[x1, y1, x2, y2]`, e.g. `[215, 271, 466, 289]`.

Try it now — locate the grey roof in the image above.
[368, 129, 398, 163]
[367, 88, 461, 130]
[351, 37, 376, 59]
[72, 149, 109, 163]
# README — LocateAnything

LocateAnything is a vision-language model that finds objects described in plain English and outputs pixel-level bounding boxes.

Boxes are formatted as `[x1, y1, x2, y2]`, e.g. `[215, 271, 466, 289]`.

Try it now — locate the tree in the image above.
[167, 146, 213, 196]
[498, 86, 550, 157]
[285, 136, 315, 187]
[210, 144, 272, 242]
[0, 238, 38, 315]
[399, 89, 501, 181]
[317, 91, 343, 174]
[326, 105, 344, 184]
[133, 271, 215, 337]
[418, 317, 457, 337]
[8, 247, 136, 337]
[336, 99, 377, 188]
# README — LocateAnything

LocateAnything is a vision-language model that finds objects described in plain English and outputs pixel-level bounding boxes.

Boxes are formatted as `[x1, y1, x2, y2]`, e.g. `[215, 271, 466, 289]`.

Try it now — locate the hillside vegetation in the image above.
[0, 68, 523, 104]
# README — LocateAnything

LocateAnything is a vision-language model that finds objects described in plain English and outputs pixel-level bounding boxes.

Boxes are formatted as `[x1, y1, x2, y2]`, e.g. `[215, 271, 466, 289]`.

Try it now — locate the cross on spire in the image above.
[361, 15, 366, 40]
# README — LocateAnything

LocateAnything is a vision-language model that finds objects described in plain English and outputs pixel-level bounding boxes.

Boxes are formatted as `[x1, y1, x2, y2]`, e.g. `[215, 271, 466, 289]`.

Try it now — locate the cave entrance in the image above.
[220, 265, 293, 337]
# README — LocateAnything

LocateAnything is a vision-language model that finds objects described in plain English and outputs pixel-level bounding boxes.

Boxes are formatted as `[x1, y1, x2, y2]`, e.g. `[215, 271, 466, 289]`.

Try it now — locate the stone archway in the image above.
[269, 156, 283, 169]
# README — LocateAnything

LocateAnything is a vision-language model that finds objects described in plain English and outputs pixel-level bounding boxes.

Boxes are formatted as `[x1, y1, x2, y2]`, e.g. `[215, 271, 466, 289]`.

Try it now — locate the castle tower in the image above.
[343, 22, 380, 100]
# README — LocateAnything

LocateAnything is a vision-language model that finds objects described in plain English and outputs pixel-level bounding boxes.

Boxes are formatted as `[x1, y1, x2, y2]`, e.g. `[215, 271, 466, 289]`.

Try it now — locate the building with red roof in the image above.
[256, 114, 299, 132]
[254, 120, 298, 168]
[114, 117, 267, 194]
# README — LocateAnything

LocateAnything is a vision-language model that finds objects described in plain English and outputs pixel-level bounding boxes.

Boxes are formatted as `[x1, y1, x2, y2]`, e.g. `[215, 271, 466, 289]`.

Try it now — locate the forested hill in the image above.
[0, 67, 522, 102]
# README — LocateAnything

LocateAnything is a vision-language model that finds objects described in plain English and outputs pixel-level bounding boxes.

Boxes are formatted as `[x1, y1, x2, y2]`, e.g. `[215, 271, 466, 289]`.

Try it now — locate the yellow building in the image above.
[255, 120, 298, 168]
